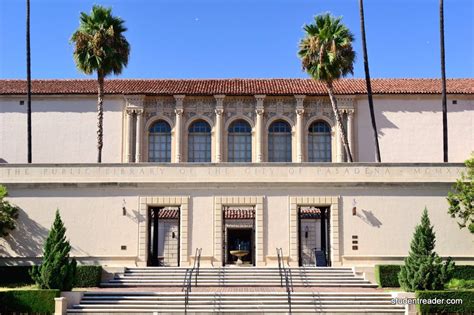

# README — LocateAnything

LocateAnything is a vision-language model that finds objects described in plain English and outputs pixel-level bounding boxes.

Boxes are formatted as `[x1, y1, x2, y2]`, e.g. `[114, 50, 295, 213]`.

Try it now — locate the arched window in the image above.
[308, 121, 332, 162]
[268, 120, 292, 162]
[228, 120, 252, 162]
[148, 120, 172, 162]
[188, 120, 211, 162]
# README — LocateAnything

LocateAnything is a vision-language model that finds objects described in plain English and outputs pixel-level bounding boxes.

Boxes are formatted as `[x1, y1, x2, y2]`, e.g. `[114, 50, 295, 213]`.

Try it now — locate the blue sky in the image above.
[0, 0, 472, 79]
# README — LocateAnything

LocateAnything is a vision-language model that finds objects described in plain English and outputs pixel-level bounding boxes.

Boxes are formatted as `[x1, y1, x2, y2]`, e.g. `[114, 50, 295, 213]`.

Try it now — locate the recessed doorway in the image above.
[298, 206, 330, 266]
[226, 228, 253, 265]
[147, 206, 180, 267]
[222, 206, 255, 266]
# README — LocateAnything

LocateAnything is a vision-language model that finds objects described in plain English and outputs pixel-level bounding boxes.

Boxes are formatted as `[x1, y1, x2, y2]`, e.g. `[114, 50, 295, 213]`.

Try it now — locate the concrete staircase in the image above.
[101, 267, 376, 287]
[67, 291, 405, 313]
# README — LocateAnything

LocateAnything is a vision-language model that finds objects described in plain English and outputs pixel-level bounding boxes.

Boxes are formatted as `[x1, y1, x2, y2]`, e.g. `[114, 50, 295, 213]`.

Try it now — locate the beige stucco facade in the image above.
[1, 93, 472, 164]
[0, 164, 472, 267]
[0, 82, 472, 268]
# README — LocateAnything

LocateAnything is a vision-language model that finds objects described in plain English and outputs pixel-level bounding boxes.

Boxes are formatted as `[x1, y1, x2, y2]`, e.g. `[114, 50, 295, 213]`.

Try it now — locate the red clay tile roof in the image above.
[224, 209, 255, 220]
[155, 207, 256, 219]
[300, 207, 322, 219]
[0, 78, 472, 95]
[157, 208, 179, 219]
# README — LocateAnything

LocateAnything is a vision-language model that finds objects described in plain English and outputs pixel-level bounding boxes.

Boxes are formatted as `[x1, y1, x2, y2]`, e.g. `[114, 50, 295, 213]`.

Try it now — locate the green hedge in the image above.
[452, 265, 474, 280]
[0, 289, 59, 313]
[0, 266, 34, 285]
[375, 265, 402, 287]
[375, 264, 474, 288]
[74, 265, 102, 287]
[416, 290, 474, 314]
[0, 265, 102, 287]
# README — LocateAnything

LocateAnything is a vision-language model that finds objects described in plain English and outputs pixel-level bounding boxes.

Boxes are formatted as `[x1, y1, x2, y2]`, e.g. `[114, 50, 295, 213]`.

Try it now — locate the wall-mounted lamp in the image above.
[304, 226, 309, 239]
[172, 232, 176, 239]
[122, 199, 127, 216]
[352, 207, 357, 216]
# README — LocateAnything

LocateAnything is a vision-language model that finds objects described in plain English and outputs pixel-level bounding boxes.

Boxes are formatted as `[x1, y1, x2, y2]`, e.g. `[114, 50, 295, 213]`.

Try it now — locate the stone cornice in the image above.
[0, 163, 464, 185]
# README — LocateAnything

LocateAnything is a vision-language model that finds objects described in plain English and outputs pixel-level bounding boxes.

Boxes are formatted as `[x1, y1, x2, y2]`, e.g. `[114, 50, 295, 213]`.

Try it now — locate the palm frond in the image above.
[70, 5, 130, 78]
[298, 13, 355, 82]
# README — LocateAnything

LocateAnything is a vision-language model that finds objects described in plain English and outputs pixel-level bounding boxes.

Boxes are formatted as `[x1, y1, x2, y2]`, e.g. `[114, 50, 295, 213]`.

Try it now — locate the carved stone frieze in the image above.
[265, 97, 296, 121]
[224, 97, 256, 123]
[183, 97, 215, 123]
[304, 97, 335, 121]
[142, 96, 176, 123]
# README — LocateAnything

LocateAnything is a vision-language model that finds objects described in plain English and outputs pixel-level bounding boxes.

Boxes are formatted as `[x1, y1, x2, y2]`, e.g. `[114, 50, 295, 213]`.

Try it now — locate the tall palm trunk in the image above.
[359, 0, 381, 162]
[326, 82, 353, 162]
[97, 73, 104, 163]
[440, 0, 448, 162]
[26, 0, 32, 163]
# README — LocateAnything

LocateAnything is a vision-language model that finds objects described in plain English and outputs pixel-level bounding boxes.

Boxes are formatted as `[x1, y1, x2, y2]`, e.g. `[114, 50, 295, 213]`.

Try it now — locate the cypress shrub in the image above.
[30, 210, 77, 291]
[398, 208, 455, 291]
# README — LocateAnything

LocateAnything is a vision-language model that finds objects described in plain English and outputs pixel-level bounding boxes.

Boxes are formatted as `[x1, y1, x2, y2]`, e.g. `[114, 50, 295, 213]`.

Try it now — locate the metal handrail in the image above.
[277, 248, 292, 314]
[276, 248, 283, 286]
[183, 248, 202, 313]
[194, 248, 202, 286]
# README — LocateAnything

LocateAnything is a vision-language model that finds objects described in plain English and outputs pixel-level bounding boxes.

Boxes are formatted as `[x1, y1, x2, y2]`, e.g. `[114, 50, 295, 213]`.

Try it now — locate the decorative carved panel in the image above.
[265, 97, 296, 121]
[304, 98, 335, 122]
[144, 97, 176, 124]
[183, 97, 215, 123]
[224, 97, 255, 124]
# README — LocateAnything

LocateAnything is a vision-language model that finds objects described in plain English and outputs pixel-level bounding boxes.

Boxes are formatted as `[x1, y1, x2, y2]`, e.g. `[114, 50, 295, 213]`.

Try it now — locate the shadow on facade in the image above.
[0, 208, 48, 258]
[126, 209, 145, 224]
[357, 209, 382, 228]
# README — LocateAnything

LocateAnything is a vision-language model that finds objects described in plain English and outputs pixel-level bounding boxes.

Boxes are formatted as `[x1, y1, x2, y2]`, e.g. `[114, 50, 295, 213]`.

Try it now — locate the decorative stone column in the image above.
[174, 95, 185, 163]
[125, 108, 135, 163]
[214, 95, 225, 163]
[295, 95, 305, 163]
[123, 95, 145, 163]
[346, 109, 355, 162]
[255, 95, 266, 163]
[135, 109, 144, 162]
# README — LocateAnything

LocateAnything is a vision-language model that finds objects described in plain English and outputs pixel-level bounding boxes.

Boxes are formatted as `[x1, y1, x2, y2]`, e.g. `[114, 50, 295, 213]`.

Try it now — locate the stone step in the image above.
[124, 272, 355, 276]
[83, 292, 393, 297]
[73, 302, 404, 309]
[79, 300, 398, 305]
[100, 283, 377, 288]
[109, 278, 369, 282]
[115, 274, 363, 280]
[124, 267, 353, 271]
[68, 309, 404, 314]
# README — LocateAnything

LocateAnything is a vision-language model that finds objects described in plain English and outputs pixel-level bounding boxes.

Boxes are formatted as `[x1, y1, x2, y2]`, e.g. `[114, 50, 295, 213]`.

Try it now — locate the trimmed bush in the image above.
[452, 265, 474, 280]
[375, 265, 401, 287]
[74, 265, 102, 287]
[0, 265, 102, 287]
[416, 290, 474, 314]
[375, 265, 474, 288]
[0, 266, 35, 286]
[0, 289, 59, 313]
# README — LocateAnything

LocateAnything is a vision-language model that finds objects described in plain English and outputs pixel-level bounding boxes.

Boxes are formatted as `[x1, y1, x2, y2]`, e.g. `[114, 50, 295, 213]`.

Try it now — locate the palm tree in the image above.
[440, 0, 448, 162]
[358, 0, 381, 162]
[26, 0, 32, 163]
[71, 5, 130, 163]
[298, 13, 355, 162]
